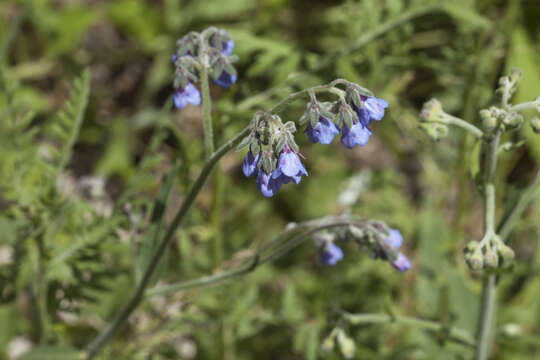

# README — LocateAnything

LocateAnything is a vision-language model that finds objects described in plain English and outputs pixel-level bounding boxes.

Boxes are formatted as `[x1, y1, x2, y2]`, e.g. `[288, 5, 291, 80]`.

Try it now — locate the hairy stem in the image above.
[475, 131, 500, 360]
[84, 80, 349, 359]
[343, 312, 476, 348]
[201, 65, 214, 159]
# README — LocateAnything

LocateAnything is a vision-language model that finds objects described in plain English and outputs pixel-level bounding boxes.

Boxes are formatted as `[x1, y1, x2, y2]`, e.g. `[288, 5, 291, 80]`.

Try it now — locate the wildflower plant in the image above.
[419, 69, 540, 360]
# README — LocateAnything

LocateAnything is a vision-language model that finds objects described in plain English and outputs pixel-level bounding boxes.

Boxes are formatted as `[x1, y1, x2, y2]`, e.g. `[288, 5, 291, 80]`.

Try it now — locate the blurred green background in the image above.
[1, 0, 539, 359]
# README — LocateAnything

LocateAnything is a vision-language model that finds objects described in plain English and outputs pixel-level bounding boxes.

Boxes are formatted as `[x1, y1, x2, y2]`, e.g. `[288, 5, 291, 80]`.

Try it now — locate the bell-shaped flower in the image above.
[173, 82, 201, 109]
[242, 150, 260, 178]
[274, 145, 308, 184]
[221, 39, 235, 56]
[256, 171, 282, 197]
[383, 229, 411, 272]
[215, 71, 237, 88]
[305, 116, 340, 145]
[340, 122, 371, 149]
[319, 242, 344, 266]
[364, 97, 388, 121]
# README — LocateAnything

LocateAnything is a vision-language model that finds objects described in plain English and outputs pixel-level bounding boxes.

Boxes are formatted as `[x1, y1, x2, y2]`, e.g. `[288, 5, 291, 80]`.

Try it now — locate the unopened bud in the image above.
[420, 123, 448, 141]
[465, 251, 484, 271]
[420, 98, 444, 123]
[464, 241, 480, 254]
[501, 323, 522, 337]
[502, 112, 523, 129]
[336, 329, 356, 359]
[508, 68, 522, 85]
[498, 244, 515, 264]
[480, 109, 497, 131]
[484, 249, 499, 269]
[530, 117, 540, 134]
[321, 332, 336, 352]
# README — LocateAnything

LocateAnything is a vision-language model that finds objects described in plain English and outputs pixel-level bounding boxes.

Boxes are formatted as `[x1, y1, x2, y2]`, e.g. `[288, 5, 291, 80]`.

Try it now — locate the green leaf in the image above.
[135, 161, 180, 285]
[18, 346, 82, 360]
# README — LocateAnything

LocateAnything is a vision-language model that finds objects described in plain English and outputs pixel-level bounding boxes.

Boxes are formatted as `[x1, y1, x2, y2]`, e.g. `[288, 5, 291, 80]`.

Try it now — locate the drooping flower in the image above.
[273, 145, 308, 184]
[340, 122, 371, 149]
[256, 171, 282, 197]
[215, 71, 237, 88]
[383, 229, 411, 272]
[319, 242, 344, 266]
[173, 82, 201, 109]
[221, 39, 235, 56]
[242, 150, 260, 178]
[364, 97, 388, 122]
[305, 116, 340, 145]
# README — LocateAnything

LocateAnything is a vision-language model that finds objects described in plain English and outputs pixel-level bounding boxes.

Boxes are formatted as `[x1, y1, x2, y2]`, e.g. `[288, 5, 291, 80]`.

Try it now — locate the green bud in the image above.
[420, 123, 448, 141]
[420, 98, 444, 123]
[465, 251, 484, 271]
[348, 225, 365, 240]
[484, 249, 499, 269]
[498, 244, 515, 264]
[530, 117, 540, 134]
[480, 109, 497, 131]
[501, 323, 521, 337]
[509, 68, 522, 85]
[502, 112, 523, 129]
[336, 329, 356, 359]
[321, 331, 336, 352]
[464, 241, 480, 254]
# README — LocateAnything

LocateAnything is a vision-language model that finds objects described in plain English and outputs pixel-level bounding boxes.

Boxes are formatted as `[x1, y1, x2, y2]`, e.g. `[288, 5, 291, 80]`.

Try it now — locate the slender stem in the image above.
[343, 312, 476, 348]
[497, 169, 540, 242]
[84, 80, 347, 359]
[201, 65, 214, 159]
[510, 100, 538, 112]
[33, 236, 50, 343]
[444, 114, 484, 139]
[84, 127, 249, 359]
[475, 131, 500, 360]
[146, 216, 361, 297]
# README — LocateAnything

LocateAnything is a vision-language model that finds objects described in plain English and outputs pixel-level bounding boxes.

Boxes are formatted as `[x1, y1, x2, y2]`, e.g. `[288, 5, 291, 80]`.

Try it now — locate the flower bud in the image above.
[465, 250, 484, 271]
[498, 244, 515, 264]
[480, 109, 497, 131]
[336, 329, 356, 359]
[509, 68, 522, 85]
[321, 332, 336, 352]
[501, 323, 521, 337]
[420, 98, 444, 123]
[464, 241, 480, 254]
[502, 112, 523, 129]
[420, 123, 448, 141]
[484, 249, 499, 269]
[530, 117, 540, 134]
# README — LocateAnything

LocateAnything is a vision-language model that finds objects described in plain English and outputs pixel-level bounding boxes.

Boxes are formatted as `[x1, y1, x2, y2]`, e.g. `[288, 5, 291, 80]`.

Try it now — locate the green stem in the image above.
[84, 127, 250, 359]
[443, 114, 484, 139]
[343, 312, 476, 348]
[201, 65, 214, 159]
[510, 100, 538, 112]
[33, 236, 50, 343]
[146, 216, 361, 297]
[84, 80, 347, 359]
[475, 131, 500, 360]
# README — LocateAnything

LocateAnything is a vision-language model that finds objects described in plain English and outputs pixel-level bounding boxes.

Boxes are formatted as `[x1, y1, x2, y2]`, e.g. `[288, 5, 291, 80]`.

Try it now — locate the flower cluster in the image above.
[172, 27, 237, 109]
[313, 222, 411, 272]
[239, 113, 308, 197]
[239, 82, 389, 197]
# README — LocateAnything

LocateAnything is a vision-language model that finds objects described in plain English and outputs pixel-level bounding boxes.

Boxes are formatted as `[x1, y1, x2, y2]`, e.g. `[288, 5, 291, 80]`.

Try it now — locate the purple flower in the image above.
[171, 53, 178, 63]
[221, 39, 235, 56]
[256, 171, 282, 197]
[305, 116, 340, 145]
[319, 242, 344, 266]
[391, 253, 411, 272]
[215, 71, 237, 88]
[173, 82, 201, 109]
[340, 122, 371, 149]
[242, 151, 260, 178]
[383, 229, 411, 272]
[364, 97, 388, 121]
[273, 145, 308, 184]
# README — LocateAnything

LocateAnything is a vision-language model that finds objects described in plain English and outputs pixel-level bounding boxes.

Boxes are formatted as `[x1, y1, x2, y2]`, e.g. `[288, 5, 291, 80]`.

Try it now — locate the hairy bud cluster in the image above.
[464, 234, 514, 271]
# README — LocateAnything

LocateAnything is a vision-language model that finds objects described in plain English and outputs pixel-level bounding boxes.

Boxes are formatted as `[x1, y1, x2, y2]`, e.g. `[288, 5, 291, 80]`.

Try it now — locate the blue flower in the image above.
[273, 145, 308, 184]
[305, 116, 340, 145]
[215, 71, 237, 88]
[383, 229, 411, 272]
[173, 82, 201, 109]
[171, 53, 178, 63]
[242, 150, 260, 178]
[256, 171, 282, 197]
[391, 253, 411, 272]
[340, 122, 371, 149]
[364, 97, 388, 122]
[221, 39, 235, 56]
[319, 242, 344, 266]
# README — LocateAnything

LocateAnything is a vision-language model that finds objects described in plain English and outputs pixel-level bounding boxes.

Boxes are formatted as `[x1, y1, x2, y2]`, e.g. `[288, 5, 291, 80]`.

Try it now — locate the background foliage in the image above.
[1, 0, 539, 359]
